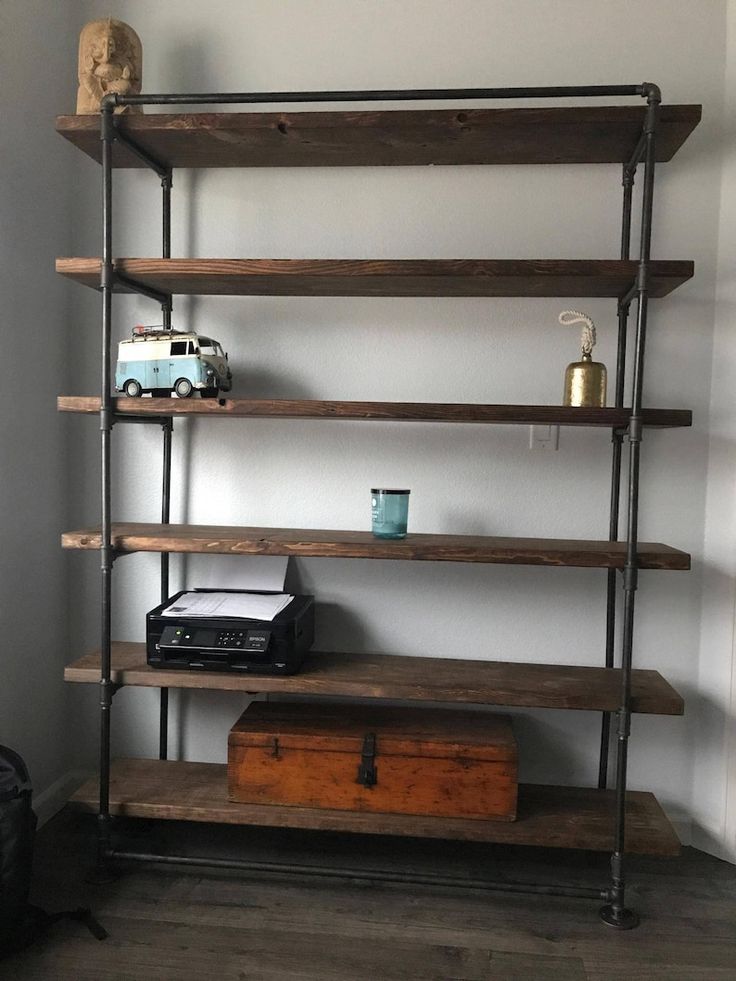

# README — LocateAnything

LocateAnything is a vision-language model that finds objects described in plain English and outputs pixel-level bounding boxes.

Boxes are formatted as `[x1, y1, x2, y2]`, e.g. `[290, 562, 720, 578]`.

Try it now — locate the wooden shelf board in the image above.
[55, 257, 694, 299]
[69, 758, 680, 855]
[64, 645, 684, 715]
[55, 105, 701, 168]
[61, 522, 691, 570]
[57, 396, 693, 430]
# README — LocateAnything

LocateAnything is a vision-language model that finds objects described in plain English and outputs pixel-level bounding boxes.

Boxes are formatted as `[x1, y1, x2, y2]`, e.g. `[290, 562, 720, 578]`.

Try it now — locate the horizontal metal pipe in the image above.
[112, 414, 173, 426]
[107, 84, 645, 110]
[109, 849, 608, 899]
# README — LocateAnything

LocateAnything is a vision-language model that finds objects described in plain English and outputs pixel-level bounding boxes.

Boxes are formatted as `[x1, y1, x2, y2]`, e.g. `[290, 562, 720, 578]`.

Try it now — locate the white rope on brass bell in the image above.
[559, 309, 596, 356]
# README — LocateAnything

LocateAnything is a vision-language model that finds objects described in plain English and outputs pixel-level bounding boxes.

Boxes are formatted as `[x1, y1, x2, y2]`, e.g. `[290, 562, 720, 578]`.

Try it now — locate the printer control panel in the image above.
[215, 629, 270, 651]
[159, 624, 272, 654]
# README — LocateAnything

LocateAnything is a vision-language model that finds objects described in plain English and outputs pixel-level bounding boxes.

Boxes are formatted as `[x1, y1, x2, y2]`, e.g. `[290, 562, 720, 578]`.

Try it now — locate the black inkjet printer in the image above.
[146, 589, 314, 675]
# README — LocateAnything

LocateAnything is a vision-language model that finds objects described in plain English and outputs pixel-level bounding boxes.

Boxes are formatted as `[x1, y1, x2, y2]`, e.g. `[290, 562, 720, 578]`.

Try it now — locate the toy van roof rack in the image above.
[131, 324, 184, 338]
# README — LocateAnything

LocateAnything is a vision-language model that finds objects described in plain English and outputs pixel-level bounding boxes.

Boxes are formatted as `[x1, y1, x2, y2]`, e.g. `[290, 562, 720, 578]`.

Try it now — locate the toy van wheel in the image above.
[174, 378, 193, 398]
[123, 379, 142, 398]
[200, 388, 219, 398]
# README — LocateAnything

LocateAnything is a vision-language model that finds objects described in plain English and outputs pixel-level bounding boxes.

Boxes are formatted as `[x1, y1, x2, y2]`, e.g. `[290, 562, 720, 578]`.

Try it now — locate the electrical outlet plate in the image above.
[529, 425, 560, 450]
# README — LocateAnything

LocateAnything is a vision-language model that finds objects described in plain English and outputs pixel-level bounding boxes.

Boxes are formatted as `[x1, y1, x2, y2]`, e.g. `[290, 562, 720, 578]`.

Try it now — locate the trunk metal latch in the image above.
[356, 732, 377, 788]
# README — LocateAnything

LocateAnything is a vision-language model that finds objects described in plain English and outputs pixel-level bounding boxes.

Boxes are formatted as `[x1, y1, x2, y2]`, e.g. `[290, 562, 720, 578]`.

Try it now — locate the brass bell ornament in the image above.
[559, 310, 607, 408]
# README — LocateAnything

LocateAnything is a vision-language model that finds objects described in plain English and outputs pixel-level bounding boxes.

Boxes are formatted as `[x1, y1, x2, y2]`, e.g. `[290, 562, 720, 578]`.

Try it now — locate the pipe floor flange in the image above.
[599, 903, 640, 929]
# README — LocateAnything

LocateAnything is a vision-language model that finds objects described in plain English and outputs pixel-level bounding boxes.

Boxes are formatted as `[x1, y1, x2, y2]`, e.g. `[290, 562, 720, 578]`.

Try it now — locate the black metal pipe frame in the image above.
[97, 102, 115, 874]
[159, 411, 173, 760]
[113, 125, 169, 178]
[159, 170, 174, 761]
[111, 84, 646, 107]
[95, 82, 662, 912]
[109, 848, 609, 900]
[598, 163, 635, 790]
[113, 271, 170, 306]
[111, 414, 172, 426]
[600, 84, 660, 931]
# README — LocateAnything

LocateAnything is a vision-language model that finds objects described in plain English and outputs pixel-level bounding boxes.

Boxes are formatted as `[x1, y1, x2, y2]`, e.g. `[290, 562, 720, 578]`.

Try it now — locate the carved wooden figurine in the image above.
[76, 18, 142, 114]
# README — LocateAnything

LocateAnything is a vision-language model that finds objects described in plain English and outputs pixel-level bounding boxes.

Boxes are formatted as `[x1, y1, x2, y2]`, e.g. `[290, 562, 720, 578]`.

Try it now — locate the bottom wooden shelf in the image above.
[70, 758, 680, 856]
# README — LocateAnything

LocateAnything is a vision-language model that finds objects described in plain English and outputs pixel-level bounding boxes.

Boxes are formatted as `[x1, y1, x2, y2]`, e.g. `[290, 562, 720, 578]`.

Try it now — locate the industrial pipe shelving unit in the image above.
[57, 83, 699, 929]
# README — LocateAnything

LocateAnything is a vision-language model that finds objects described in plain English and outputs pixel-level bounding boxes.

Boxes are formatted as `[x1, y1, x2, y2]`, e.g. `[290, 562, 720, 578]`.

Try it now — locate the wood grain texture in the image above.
[69, 758, 681, 854]
[229, 702, 518, 759]
[64, 645, 685, 714]
[60, 522, 692, 569]
[228, 702, 518, 820]
[228, 746, 518, 821]
[55, 257, 694, 298]
[55, 105, 702, 168]
[15, 919, 500, 981]
[57, 395, 693, 429]
[10, 915, 497, 981]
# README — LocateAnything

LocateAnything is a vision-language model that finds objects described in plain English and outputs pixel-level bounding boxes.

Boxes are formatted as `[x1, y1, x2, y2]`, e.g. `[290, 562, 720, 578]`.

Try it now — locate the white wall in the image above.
[693, 0, 736, 864]
[59, 0, 731, 847]
[0, 1, 79, 816]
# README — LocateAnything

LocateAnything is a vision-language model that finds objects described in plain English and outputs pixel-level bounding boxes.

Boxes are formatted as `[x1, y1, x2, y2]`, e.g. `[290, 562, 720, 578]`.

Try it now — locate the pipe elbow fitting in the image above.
[641, 82, 661, 104]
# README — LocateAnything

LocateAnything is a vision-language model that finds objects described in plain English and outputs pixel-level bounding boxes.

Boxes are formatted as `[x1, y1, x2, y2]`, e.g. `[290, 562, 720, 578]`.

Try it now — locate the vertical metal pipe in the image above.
[598, 166, 635, 789]
[162, 172, 172, 259]
[160, 419, 172, 595]
[98, 102, 115, 869]
[162, 172, 172, 331]
[159, 417, 172, 760]
[159, 170, 173, 760]
[601, 87, 659, 930]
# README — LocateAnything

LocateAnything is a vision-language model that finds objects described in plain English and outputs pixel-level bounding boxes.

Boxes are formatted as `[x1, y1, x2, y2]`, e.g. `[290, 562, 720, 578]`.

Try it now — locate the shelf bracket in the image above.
[113, 122, 169, 178]
[619, 282, 638, 311]
[113, 270, 171, 307]
[111, 413, 174, 427]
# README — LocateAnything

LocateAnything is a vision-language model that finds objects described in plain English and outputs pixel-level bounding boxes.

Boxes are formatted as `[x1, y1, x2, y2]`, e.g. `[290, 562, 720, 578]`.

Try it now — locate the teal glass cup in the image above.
[371, 488, 410, 539]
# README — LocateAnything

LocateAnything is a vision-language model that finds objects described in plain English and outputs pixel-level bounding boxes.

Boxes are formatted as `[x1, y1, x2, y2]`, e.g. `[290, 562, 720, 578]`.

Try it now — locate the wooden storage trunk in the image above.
[228, 701, 518, 821]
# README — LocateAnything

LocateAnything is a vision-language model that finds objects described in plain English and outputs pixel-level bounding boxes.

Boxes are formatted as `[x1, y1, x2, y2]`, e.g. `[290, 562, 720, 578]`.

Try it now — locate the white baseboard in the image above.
[33, 769, 88, 828]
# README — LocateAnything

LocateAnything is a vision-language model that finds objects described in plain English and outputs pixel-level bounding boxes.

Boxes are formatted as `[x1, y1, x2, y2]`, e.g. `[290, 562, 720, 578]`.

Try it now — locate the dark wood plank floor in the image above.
[5, 809, 736, 980]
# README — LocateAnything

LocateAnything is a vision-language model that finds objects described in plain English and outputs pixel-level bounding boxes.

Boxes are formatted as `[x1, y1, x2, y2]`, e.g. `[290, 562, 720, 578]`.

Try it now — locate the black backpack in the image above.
[0, 745, 106, 959]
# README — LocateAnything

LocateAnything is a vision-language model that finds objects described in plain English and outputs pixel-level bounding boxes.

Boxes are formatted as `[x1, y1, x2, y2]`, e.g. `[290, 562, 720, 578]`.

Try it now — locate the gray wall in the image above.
[0, 0, 78, 810]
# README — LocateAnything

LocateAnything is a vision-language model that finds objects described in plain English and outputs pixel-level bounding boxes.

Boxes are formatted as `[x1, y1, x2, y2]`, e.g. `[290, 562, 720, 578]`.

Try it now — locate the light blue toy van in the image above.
[115, 326, 232, 398]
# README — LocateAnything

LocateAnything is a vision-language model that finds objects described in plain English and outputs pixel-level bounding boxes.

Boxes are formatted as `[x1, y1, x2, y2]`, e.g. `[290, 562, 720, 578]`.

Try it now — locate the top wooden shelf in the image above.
[61, 522, 691, 570]
[56, 257, 694, 299]
[55, 105, 701, 168]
